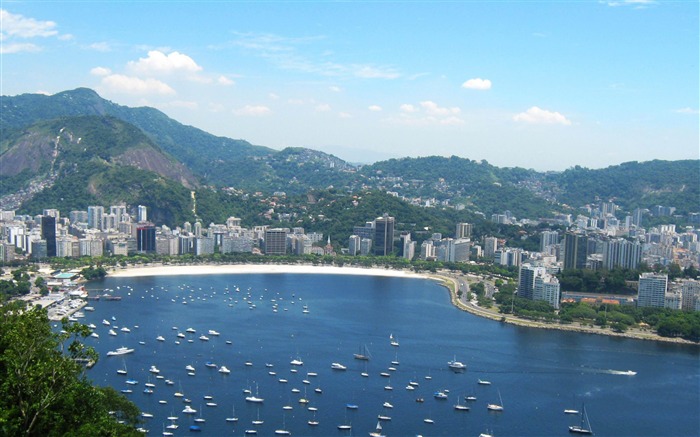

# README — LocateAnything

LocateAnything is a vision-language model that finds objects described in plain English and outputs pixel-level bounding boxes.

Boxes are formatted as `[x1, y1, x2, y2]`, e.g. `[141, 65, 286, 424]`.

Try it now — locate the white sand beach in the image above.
[108, 264, 431, 279]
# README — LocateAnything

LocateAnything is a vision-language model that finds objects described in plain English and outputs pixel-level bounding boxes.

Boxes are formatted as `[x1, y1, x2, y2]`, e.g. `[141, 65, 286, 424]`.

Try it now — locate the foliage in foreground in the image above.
[0, 301, 141, 436]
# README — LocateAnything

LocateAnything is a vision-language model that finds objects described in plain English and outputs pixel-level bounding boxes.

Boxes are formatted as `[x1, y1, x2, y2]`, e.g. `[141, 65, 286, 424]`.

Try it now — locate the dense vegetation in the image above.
[493, 291, 700, 342]
[0, 301, 141, 435]
[3, 89, 697, 222]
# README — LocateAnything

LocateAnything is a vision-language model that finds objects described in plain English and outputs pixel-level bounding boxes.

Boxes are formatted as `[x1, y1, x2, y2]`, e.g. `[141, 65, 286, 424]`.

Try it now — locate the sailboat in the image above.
[369, 420, 386, 437]
[389, 333, 399, 347]
[487, 389, 504, 412]
[245, 383, 264, 403]
[569, 403, 594, 434]
[225, 404, 238, 422]
[564, 395, 579, 414]
[117, 359, 128, 375]
[274, 413, 291, 435]
[353, 344, 371, 361]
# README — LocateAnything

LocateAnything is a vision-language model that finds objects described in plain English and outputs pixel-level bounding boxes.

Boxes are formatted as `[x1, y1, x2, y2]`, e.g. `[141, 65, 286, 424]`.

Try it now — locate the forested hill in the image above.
[0, 88, 273, 183]
[546, 160, 700, 213]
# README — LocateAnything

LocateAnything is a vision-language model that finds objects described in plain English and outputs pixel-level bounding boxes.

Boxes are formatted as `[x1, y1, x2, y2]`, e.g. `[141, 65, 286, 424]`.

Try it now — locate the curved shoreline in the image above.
[434, 273, 699, 346]
[105, 263, 698, 346]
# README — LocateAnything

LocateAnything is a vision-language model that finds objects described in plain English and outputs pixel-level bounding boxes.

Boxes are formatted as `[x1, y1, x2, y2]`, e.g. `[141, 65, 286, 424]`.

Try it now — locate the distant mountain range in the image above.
[1, 88, 697, 226]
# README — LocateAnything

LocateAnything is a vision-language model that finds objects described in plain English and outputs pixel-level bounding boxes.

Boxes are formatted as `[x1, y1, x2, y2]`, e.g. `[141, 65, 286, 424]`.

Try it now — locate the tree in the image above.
[0, 301, 141, 436]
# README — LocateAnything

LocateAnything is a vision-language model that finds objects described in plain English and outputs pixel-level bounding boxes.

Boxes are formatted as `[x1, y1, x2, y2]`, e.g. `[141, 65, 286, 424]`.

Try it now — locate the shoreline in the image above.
[435, 273, 699, 346]
[105, 263, 698, 346]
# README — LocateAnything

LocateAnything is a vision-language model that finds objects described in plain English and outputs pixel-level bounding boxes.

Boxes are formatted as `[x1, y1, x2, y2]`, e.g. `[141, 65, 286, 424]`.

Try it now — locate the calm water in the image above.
[79, 273, 700, 437]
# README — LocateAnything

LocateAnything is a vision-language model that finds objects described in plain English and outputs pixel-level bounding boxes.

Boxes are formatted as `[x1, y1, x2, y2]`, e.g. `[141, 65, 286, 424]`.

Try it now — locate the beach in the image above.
[108, 263, 432, 279]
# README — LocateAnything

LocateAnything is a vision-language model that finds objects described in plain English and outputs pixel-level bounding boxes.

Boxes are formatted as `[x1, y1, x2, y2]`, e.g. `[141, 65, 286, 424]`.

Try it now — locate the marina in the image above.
[78, 272, 699, 436]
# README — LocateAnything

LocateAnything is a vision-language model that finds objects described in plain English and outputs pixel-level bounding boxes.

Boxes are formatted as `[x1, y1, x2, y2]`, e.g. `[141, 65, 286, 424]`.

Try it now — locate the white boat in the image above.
[434, 391, 448, 400]
[156, 335, 165, 342]
[353, 344, 371, 361]
[389, 333, 399, 347]
[290, 358, 304, 366]
[609, 369, 637, 376]
[383, 402, 393, 409]
[219, 365, 231, 374]
[107, 347, 134, 356]
[225, 405, 239, 423]
[177, 332, 185, 338]
[199, 335, 209, 341]
[331, 362, 347, 370]
[565, 409, 580, 414]
[185, 364, 195, 372]
[448, 356, 467, 371]
[120, 326, 131, 333]
[90, 332, 100, 338]
[369, 421, 385, 437]
[102, 319, 111, 326]
[108, 329, 117, 336]
[149, 365, 160, 374]
[569, 403, 594, 434]
[245, 384, 264, 403]
[478, 379, 492, 385]
[182, 406, 197, 414]
[186, 327, 196, 333]
[487, 389, 504, 412]
[208, 329, 220, 336]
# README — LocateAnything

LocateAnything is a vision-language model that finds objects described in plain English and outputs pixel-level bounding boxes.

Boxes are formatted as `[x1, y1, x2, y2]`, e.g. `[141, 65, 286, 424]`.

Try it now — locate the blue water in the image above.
[79, 273, 700, 437]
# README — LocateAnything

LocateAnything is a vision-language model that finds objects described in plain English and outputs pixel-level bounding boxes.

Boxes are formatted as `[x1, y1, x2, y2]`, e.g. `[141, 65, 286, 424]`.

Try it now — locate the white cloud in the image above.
[0, 42, 40, 54]
[602, 0, 656, 7]
[353, 65, 400, 79]
[315, 103, 331, 112]
[217, 75, 234, 86]
[462, 78, 492, 90]
[101, 74, 175, 95]
[420, 101, 461, 116]
[90, 66, 112, 76]
[400, 104, 418, 113]
[128, 50, 203, 75]
[368, 105, 383, 112]
[87, 42, 111, 52]
[675, 107, 699, 115]
[329, 86, 342, 92]
[0, 9, 58, 39]
[234, 105, 272, 116]
[0, 9, 66, 53]
[513, 106, 572, 125]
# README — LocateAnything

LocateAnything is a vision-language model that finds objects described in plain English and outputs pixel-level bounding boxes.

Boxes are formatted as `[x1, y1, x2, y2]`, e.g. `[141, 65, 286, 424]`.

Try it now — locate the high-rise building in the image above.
[348, 235, 361, 256]
[602, 238, 642, 270]
[136, 224, 156, 253]
[680, 280, 700, 311]
[41, 215, 57, 258]
[518, 264, 545, 300]
[540, 230, 559, 252]
[373, 214, 395, 256]
[87, 206, 104, 230]
[483, 237, 498, 259]
[637, 273, 668, 308]
[264, 228, 288, 255]
[398, 231, 412, 258]
[563, 233, 588, 270]
[137, 205, 148, 223]
[534, 273, 561, 309]
[455, 223, 472, 239]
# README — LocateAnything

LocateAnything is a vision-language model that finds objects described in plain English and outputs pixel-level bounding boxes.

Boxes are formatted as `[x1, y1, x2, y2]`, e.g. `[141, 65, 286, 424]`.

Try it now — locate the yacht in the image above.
[107, 347, 134, 356]
[182, 406, 197, 414]
[156, 335, 165, 342]
[199, 335, 209, 341]
[331, 362, 347, 370]
[448, 356, 467, 371]
[290, 358, 304, 366]
[219, 365, 231, 374]
[208, 329, 220, 336]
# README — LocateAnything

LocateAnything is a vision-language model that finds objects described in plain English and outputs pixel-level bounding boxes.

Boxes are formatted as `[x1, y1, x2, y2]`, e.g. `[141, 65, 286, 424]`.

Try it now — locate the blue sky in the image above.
[1, 1, 698, 170]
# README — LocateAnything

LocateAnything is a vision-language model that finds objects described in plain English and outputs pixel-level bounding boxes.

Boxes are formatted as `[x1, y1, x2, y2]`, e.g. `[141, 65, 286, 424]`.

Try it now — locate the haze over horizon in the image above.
[1, 1, 698, 171]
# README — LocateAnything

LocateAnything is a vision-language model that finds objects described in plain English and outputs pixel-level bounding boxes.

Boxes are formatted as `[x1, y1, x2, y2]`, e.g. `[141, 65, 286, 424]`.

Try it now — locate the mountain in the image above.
[0, 88, 274, 184]
[0, 116, 200, 225]
[1, 88, 697, 225]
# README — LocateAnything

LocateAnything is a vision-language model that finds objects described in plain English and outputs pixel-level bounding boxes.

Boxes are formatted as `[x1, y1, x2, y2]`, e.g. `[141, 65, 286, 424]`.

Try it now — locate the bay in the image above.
[79, 273, 699, 437]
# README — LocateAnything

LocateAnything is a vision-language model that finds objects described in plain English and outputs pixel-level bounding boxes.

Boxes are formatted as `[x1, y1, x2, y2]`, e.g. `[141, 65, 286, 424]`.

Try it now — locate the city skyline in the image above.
[1, 1, 698, 170]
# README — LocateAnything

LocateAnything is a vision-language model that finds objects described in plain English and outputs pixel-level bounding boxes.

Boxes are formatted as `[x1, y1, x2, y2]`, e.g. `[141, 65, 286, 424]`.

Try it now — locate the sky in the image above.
[1, 0, 698, 171]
